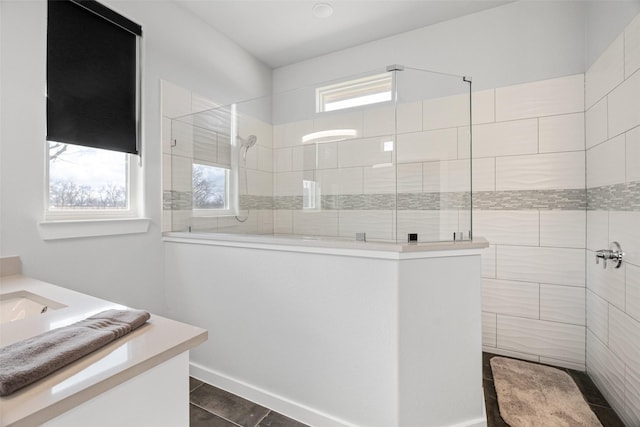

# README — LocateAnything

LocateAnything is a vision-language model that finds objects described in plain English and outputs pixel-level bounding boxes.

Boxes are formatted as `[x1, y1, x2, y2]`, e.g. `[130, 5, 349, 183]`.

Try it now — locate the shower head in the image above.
[239, 134, 257, 149]
[238, 134, 257, 161]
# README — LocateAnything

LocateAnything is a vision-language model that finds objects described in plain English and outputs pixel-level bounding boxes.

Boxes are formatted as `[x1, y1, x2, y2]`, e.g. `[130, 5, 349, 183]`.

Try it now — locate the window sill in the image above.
[38, 218, 151, 241]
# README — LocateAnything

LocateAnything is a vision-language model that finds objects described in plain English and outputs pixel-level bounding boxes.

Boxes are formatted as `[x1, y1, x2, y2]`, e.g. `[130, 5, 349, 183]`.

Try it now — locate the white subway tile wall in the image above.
[363, 106, 395, 137]
[608, 69, 640, 137]
[586, 210, 609, 251]
[627, 126, 640, 183]
[587, 291, 609, 344]
[471, 89, 496, 125]
[627, 365, 640, 421]
[585, 97, 608, 149]
[422, 93, 469, 130]
[475, 73, 588, 370]
[292, 210, 338, 237]
[587, 331, 628, 414]
[496, 151, 585, 191]
[539, 284, 585, 325]
[538, 113, 585, 153]
[587, 256, 626, 310]
[626, 14, 640, 78]
[539, 211, 586, 248]
[482, 312, 497, 347]
[463, 119, 539, 158]
[338, 210, 394, 241]
[627, 263, 640, 322]
[585, 13, 640, 425]
[495, 74, 584, 121]
[482, 278, 540, 319]
[585, 34, 625, 109]
[396, 101, 422, 134]
[474, 210, 539, 246]
[396, 128, 458, 163]
[497, 245, 585, 287]
[161, 81, 275, 234]
[586, 134, 626, 188]
[496, 316, 585, 367]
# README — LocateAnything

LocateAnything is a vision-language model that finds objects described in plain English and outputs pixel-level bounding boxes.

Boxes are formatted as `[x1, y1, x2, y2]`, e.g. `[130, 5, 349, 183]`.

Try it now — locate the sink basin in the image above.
[0, 290, 66, 324]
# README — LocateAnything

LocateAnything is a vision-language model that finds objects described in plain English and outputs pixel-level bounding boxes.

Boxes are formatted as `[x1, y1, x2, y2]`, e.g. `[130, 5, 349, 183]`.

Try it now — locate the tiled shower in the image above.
[161, 11, 640, 426]
[163, 67, 474, 243]
[584, 13, 640, 424]
[474, 73, 587, 370]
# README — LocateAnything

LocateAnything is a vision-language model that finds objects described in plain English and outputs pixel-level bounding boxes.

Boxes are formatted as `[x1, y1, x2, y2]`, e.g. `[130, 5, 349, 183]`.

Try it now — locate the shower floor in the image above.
[189, 352, 625, 426]
[483, 352, 625, 427]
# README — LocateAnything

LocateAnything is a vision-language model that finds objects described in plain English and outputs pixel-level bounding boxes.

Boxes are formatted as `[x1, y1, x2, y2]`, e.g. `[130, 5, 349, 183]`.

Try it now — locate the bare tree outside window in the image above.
[48, 142, 128, 209]
[192, 163, 227, 209]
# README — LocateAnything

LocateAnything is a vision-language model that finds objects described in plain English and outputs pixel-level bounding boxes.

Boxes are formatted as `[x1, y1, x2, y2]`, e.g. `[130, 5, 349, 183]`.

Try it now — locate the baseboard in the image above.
[189, 362, 357, 427]
[190, 362, 487, 427]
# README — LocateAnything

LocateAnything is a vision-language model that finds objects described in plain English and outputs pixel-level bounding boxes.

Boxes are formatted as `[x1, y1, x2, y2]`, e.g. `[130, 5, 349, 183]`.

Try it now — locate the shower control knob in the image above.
[595, 242, 624, 269]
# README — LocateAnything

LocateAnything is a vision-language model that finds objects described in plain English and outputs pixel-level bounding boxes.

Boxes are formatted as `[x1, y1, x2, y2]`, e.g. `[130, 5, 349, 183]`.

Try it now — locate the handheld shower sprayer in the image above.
[235, 134, 258, 223]
[238, 134, 257, 161]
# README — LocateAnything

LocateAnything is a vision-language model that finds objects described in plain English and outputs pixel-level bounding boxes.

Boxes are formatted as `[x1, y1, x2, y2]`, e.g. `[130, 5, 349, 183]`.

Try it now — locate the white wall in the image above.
[0, 0, 271, 313]
[274, 1, 586, 93]
[166, 239, 484, 427]
[585, 13, 640, 425]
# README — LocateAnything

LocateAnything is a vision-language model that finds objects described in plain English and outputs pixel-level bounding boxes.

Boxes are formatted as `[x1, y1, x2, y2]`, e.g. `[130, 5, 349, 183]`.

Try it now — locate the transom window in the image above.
[316, 72, 393, 113]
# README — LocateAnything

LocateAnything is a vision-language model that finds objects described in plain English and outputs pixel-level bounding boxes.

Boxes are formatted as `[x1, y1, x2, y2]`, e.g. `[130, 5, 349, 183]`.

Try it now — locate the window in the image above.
[316, 72, 393, 113]
[192, 163, 230, 212]
[303, 180, 319, 210]
[45, 0, 142, 220]
[48, 142, 129, 211]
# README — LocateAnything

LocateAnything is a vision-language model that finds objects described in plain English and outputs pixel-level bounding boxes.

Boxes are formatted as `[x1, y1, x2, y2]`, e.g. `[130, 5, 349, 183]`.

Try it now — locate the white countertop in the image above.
[0, 274, 207, 427]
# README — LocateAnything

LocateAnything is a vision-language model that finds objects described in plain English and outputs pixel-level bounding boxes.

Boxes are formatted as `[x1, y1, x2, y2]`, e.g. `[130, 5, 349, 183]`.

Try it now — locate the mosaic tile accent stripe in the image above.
[164, 190, 193, 210]
[166, 188, 592, 211]
[274, 196, 303, 210]
[473, 189, 587, 210]
[587, 181, 640, 211]
[324, 194, 397, 210]
[239, 195, 274, 210]
[398, 193, 471, 210]
[165, 192, 273, 210]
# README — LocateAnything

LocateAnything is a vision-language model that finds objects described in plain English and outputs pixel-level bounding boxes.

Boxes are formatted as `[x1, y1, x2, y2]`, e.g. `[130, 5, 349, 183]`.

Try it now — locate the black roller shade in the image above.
[47, 0, 141, 155]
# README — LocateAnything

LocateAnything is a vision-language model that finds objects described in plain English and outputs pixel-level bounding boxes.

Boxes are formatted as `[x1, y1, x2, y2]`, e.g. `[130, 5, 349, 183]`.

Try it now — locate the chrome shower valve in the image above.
[595, 241, 624, 269]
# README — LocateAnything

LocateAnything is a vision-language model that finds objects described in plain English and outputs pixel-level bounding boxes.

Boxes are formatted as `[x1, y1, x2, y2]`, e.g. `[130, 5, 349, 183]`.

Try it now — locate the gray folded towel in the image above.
[0, 309, 150, 396]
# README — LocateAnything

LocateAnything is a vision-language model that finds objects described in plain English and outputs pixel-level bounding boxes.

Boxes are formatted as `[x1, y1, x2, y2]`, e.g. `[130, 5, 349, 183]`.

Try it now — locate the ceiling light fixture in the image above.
[312, 3, 334, 19]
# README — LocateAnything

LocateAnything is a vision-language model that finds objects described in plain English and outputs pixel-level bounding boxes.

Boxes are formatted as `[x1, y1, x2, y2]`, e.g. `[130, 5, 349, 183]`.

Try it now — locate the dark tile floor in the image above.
[191, 353, 626, 427]
[189, 377, 309, 427]
[483, 352, 627, 427]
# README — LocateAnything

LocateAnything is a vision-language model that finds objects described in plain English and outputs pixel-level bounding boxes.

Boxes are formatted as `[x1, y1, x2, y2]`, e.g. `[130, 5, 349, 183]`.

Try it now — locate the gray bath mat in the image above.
[490, 356, 602, 427]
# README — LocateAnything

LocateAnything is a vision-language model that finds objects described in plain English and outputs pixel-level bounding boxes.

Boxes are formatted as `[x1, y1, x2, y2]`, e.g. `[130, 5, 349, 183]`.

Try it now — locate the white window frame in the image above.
[43, 144, 142, 221]
[39, 144, 148, 241]
[303, 179, 321, 211]
[316, 72, 393, 113]
[191, 161, 234, 218]
[40, 10, 148, 240]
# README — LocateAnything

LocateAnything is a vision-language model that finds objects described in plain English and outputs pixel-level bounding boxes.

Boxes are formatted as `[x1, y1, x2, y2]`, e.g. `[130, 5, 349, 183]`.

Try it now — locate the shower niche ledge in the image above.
[164, 235, 488, 427]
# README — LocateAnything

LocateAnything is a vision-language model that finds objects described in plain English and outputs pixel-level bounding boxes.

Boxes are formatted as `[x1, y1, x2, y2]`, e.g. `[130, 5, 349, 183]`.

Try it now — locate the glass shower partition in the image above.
[167, 66, 472, 243]
[393, 66, 472, 242]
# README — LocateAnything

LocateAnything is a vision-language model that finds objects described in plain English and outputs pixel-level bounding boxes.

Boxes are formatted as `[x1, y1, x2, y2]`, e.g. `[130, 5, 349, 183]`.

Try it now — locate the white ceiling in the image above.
[176, 0, 515, 68]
